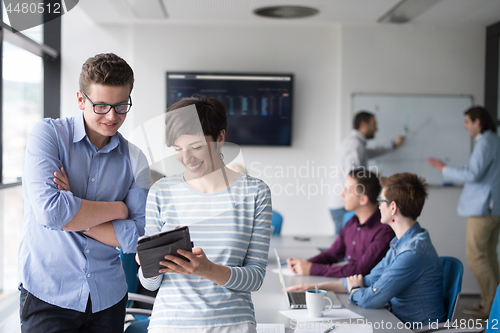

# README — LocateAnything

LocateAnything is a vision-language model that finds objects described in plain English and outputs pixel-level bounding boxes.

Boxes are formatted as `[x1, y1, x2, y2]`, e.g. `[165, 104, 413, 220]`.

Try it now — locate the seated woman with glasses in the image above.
[288, 172, 446, 325]
[137, 95, 272, 333]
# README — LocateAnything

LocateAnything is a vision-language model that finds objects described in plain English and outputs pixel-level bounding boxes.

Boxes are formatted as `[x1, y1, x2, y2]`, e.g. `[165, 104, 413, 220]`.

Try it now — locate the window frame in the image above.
[485, 21, 500, 124]
[0, 1, 61, 188]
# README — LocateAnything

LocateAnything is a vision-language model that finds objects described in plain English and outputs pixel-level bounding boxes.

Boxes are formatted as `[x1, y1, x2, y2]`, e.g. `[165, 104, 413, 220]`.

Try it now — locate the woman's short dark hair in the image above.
[353, 111, 374, 130]
[165, 95, 228, 146]
[349, 168, 381, 205]
[380, 173, 428, 220]
[465, 106, 497, 133]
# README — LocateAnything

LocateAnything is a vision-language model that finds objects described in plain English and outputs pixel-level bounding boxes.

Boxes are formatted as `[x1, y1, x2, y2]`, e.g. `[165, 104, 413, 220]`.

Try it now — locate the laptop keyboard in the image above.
[289, 292, 306, 305]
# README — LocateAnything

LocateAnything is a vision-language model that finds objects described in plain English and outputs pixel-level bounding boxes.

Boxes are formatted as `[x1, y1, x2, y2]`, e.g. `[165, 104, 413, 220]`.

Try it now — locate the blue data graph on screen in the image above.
[166, 73, 293, 146]
[352, 94, 473, 185]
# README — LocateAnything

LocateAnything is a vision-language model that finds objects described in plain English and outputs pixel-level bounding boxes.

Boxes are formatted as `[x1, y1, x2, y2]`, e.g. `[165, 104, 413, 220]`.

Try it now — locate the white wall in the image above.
[61, 7, 133, 119]
[129, 24, 341, 236]
[61, 10, 487, 292]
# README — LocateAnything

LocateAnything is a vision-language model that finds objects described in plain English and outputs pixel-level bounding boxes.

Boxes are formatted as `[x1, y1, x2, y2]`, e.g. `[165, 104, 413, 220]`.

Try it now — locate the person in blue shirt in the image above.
[289, 173, 446, 325]
[18, 53, 150, 333]
[428, 106, 500, 320]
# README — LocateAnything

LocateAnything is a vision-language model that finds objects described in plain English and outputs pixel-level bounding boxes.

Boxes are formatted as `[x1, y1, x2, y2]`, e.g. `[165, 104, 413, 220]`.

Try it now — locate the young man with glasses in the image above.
[18, 53, 151, 332]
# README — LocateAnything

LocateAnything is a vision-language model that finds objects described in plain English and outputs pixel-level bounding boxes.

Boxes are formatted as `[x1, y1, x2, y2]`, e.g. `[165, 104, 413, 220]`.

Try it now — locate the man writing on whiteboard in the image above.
[428, 106, 500, 320]
[329, 111, 405, 234]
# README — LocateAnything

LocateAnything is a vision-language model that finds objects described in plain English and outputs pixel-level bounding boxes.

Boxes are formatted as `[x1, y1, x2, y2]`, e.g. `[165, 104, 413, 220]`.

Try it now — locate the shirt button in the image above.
[352, 241, 356, 245]
[357, 227, 361, 231]
[86, 250, 90, 253]
[347, 255, 351, 260]
[91, 178, 95, 182]
[87, 274, 91, 278]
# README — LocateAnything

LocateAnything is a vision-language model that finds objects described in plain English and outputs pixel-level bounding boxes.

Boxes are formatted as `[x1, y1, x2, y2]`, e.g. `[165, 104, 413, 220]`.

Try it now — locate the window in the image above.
[0, 1, 60, 297]
[2, 41, 44, 184]
[0, 1, 60, 187]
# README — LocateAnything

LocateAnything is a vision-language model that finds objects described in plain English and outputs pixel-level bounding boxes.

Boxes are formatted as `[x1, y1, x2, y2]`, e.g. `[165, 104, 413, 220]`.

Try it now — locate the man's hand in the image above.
[53, 167, 70, 191]
[394, 135, 405, 148]
[287, 258, 312, 275]
[427, 157, 446, 172]
[346, 274, 364, 293]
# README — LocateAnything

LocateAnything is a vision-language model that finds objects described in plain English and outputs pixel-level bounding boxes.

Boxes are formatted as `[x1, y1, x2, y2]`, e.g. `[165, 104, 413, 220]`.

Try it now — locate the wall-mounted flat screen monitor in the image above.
[166, 72, 293, 146]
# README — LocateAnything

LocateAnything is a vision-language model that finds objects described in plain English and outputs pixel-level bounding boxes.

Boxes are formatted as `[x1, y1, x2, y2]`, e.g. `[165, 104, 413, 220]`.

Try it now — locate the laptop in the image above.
[274, 248, 342, 309]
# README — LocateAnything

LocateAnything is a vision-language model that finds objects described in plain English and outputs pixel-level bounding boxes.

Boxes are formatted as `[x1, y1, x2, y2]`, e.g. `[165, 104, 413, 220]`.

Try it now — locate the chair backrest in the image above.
[440, 256, 463, 321]
[271, 210, 283, 235]
[120, 250, 139, 294]
[485, 284, 500, 333]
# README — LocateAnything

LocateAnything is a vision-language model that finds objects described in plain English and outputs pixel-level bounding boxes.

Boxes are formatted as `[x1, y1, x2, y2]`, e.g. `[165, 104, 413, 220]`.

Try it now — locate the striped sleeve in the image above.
[223, 181, 272, 292]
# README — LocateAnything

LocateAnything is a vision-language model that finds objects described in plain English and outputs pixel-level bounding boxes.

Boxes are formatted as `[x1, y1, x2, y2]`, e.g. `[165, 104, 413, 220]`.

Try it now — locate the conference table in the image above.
[253, 235, 413, 332]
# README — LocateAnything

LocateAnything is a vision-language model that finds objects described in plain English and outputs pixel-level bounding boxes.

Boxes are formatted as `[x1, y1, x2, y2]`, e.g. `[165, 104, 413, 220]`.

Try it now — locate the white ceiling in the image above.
[78, 0, 500, 27]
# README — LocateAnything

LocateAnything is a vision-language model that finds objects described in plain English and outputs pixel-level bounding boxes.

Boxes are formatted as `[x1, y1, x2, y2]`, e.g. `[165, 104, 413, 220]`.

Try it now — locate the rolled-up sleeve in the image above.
[113, 144, 151, 253]
[223, 182, 272, 292]
[443, 138, 492, 183]
[24, 120, 81, 230]
[349, 250, 423, 309]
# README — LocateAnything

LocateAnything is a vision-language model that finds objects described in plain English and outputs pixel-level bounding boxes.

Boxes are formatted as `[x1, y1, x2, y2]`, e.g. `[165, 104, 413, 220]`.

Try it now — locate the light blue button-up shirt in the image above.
[443, 130, 500, 216]
[18, 112, 150, 313]
[341, 223, 446, 324]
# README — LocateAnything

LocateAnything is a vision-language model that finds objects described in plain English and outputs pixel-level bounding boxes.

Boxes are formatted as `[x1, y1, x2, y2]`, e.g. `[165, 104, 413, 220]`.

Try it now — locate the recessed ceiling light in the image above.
[254, 6, 319, 19]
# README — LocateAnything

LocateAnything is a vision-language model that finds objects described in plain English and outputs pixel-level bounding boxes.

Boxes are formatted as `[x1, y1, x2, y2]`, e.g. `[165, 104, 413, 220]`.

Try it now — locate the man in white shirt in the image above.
[329, 111, 405, 234]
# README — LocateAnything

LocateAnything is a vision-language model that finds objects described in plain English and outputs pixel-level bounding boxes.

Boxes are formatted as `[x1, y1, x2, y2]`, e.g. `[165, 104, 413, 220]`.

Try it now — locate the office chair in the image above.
[413, 256, 486, 333]
[440, 256, 463, 322]
[120, 251, 155, 333]
[271, 210, 283, 235]
[485, 284, 500, 333]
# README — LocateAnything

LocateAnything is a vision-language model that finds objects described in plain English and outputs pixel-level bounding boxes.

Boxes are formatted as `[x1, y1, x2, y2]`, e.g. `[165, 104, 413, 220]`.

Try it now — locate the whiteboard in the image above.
[352, 94, 473, 185]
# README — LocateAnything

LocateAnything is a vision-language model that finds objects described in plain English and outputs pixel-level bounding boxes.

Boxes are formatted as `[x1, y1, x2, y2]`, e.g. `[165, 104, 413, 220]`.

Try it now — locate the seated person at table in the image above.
[288, 173, 446, 325]
[286, 168, 394, 277]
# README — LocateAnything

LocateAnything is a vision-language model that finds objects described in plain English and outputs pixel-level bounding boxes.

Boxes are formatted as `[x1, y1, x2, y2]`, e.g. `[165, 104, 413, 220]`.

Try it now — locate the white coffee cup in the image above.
[306, 289, 333, 318]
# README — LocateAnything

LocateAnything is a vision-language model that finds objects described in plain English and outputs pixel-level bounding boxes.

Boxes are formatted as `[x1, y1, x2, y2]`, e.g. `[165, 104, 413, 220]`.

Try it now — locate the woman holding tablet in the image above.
[137, 95, 272, 333]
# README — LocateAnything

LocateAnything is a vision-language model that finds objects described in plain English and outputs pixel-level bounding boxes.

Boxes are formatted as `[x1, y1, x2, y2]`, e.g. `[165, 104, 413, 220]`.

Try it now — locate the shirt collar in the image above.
[73, 112, 86, 143]
[352, 129, 367, 144]
[474, 133, 483, 142]
[355, 209, 381, 227]
[73, 111, 122, 154]
[391, 222, 422, 248]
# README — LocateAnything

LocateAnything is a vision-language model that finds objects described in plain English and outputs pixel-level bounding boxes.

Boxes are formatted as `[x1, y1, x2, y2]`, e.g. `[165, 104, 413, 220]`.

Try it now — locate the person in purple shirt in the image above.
[287, 168, 394, 277]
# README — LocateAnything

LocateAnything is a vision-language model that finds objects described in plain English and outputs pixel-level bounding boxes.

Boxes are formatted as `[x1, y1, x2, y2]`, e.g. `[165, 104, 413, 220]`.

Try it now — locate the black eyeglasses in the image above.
[378, 199, 391, 205]
[81, 91, 132, 114]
